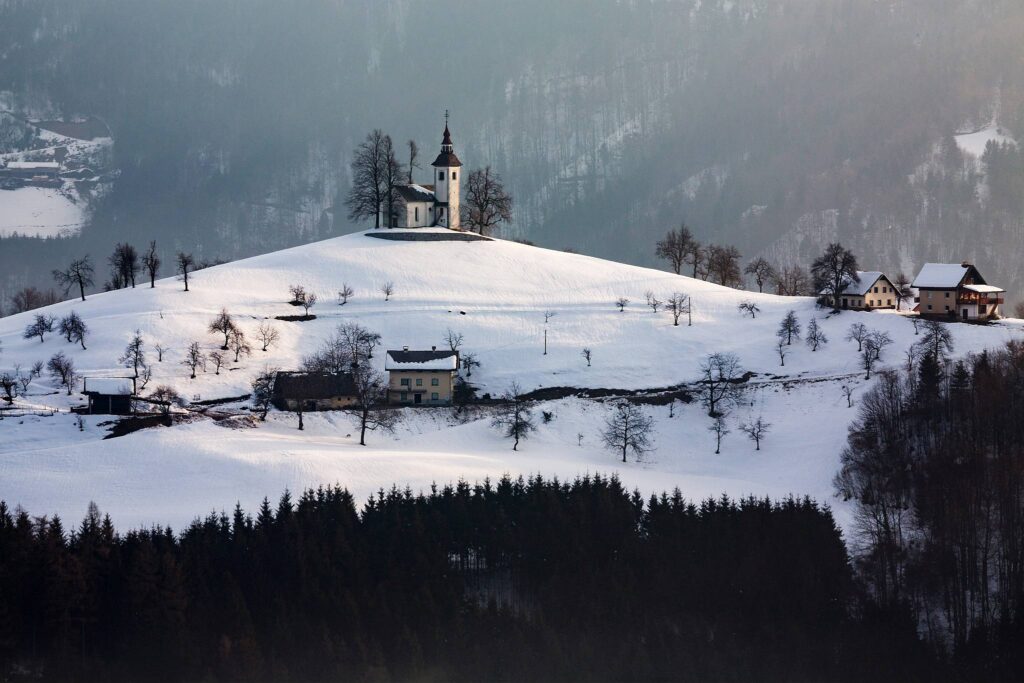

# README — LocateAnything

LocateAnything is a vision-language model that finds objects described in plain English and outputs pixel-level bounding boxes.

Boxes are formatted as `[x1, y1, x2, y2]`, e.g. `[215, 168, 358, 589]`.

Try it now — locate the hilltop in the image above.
[0, 230, 1020, 529]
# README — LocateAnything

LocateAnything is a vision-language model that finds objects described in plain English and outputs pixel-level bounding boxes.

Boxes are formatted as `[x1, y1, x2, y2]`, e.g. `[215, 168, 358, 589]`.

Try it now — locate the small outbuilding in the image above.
[385, 347, 459, 405]
[82, 377, 136, 415]
[271, 371, 359, 412]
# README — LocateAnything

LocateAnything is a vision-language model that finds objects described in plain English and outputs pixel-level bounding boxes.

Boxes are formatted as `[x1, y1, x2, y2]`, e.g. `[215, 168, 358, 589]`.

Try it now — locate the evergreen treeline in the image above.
[837, 340, 1024, 681]
[0, 475, 922, 682]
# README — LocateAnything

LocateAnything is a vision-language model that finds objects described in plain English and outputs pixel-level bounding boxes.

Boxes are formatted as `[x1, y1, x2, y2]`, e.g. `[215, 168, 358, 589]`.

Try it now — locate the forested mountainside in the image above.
[1, 0, 1023, 307]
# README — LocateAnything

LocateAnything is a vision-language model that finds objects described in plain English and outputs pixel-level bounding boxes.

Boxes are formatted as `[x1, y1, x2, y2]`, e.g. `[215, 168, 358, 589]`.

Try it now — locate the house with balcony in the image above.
[385, 347, 459, 405]
[912, 262, 1005, 321]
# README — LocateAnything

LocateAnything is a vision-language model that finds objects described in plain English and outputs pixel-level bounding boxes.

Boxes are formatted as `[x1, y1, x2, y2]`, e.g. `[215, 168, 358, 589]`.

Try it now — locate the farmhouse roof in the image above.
[838, 271, 886, 296]
[82, 377, 135, 395]
[273, 371, 358, 399]
[912, 263, 977, 289]
[385, 349, 459, 371]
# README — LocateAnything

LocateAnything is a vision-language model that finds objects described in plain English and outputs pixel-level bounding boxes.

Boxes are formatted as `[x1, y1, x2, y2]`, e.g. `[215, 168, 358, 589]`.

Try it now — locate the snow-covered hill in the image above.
[1, 230, 1020, 530]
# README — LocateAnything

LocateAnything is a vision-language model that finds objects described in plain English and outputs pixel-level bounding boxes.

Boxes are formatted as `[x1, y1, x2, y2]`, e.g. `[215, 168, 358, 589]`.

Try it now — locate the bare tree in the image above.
[615, 297, 629, 313]
[23, 314, 55, 343]
[251, 368, 278, 420]
[460, 352, 480, 377]
[737, 301, 759, 319]
[288, 284, 307, 305]
[744, 257, 778, 293]
[861, 331, 894, 379]
[842, 385, 854, 408]
[119, 331, 146, 378]
[709, 414, 730, 454]
[108, 243, 139, 289]
[777, 310, 801, 345]
[175, 252, 195, 291]
[381, 135, 405, 228]
[491, 382, 536, 451]
[811, 243, 859, 311]
[773, 265, 811, 296]
[776, 339, 788, 367]
[406, 139, 419, 183]
[644, 291, 662, 313]
[229, 328, 252, 362]
[142, 241, 160, 288]
[697, 352, 745, 416]
[381, 282, 394, 301]
[462, 166, 513, 235]
[208, 308, 236, 349]
[148, 386, 181, 416]
[805, 317, 828, 351]
[137, 365, 152, 393]
[601, 402, 655, 463]
[182, 342, 206, 379]
[154, 343, 166, 362]
[684, 238, 706, 279]
[300, 292, 318, 319]
[346, 129, 390, 229]
[257, 321, 280, 352]
[706, 245, 742, 287]
[10, 287, 59, 314]
[47, 352, 76, 394]
[444, 329, 464, 353]
[17, 369, 32, 395]
[582, 348, 592, 366]
[349, 364, 401, 446]
[655, 224, 698, 274]
[337, 283, 354, 305]
[739, 416, 771, 450]
[911, 317, 922, 335]
[0, 372, 17, 403]
[52, 256, 94, 302]
[894, 272, 912, 311]
[846, 322, 869, 351]
[915, 320, 954, 364]
[303, 322, 380, 373]
[208, 351, 225, 374]
[667, 293, 690, 326]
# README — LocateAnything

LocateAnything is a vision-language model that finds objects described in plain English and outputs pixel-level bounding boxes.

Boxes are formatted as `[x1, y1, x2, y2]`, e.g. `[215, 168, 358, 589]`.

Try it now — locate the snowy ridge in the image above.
[0, 231, 1020, 530]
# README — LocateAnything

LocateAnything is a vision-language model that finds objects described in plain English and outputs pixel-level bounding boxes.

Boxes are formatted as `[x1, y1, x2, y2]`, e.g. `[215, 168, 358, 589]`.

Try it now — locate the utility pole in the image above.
[543, 328, 548, 355]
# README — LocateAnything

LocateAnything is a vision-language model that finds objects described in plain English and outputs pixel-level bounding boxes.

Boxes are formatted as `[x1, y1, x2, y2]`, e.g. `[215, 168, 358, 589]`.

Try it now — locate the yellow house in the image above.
[824, 271, 899, 310]
[912, 262, 1005, 321]
[385, 347, 459, 406]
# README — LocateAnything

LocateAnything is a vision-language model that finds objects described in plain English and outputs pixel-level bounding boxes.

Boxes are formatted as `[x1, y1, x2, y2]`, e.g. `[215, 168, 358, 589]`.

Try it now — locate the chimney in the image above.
[961, 261, 972, 267]
[403, 345, 409, 351]
[431, 345, 437, 351]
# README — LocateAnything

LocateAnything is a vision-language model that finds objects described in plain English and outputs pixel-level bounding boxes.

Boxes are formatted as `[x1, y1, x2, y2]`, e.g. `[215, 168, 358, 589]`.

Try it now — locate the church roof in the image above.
[431, 151, 462, 168]
[395, 184, 436, 202]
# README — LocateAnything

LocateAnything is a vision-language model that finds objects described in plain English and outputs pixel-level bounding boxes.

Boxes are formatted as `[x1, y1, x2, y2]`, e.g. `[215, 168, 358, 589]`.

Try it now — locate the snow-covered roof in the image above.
[6, 161, 60, 170]
[395, 184, 436, 203]
[912, 263, 970, 289]
[839, 271, 886, 296]
[82, 377, 134, 395]
[385, 349, 458, 371]
[963, 284, 1004, 294]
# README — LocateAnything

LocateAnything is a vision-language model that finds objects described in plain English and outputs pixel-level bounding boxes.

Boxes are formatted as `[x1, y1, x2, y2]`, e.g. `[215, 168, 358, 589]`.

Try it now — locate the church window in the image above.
[452, 172, 457, 180]
[439, 171, 445, 180]
[415, 207, 419, 221]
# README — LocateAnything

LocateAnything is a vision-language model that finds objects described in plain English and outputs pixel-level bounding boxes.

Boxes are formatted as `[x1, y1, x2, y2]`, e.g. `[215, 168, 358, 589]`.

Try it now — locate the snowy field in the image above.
[0, 186, 85, 237]
[0, 230, 1020, 530]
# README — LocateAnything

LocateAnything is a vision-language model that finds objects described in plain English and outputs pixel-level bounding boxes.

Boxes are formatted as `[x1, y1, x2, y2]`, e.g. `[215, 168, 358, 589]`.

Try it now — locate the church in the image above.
[387, 122, 462, 229]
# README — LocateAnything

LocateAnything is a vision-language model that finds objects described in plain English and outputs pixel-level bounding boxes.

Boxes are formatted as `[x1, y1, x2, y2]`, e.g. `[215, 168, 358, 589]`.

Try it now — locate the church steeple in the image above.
[431, 113, 461, 229]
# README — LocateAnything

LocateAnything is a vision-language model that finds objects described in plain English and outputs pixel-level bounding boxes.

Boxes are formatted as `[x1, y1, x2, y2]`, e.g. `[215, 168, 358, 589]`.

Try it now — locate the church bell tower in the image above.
[431, 114, 462, 229]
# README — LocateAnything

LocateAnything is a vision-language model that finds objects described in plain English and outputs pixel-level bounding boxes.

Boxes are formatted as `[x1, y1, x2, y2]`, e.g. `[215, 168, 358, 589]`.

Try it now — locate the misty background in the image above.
[1, 0, 1022, 307]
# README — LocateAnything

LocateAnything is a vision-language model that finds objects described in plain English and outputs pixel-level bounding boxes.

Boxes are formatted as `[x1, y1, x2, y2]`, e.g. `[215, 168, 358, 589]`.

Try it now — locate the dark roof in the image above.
[273, 371, 358, 400]
[395, 184, 436, 202]
[431, 151, 462, 168]
[385, 349, 459, 370]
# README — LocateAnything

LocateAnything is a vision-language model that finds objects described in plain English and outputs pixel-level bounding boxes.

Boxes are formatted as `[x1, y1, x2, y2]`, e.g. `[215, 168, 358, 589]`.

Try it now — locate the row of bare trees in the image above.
[48, 245, 202, 303]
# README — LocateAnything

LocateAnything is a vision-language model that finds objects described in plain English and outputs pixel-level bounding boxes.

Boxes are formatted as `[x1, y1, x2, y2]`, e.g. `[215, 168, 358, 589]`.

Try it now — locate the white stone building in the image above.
[386, 123, 462, 229]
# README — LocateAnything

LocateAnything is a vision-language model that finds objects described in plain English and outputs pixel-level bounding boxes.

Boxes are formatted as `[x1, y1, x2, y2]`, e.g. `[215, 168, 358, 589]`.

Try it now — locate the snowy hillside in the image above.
[1, 230, 1020, 529]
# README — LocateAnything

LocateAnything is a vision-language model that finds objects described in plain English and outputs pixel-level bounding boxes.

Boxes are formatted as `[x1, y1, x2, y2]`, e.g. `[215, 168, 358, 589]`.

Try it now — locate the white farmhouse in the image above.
[386, 122, 462, 229]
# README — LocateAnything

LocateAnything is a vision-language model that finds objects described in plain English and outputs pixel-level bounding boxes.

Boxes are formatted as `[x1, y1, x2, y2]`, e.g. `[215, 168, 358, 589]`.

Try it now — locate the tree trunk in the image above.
[78, 280, 86, 301]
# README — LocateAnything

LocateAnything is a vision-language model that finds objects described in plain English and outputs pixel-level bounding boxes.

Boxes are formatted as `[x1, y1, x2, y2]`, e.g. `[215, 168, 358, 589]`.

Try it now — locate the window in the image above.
[415, 206, 419, 221]
[927, 304, 933, 310]
[400, 378, 410, 387]
[945, 292, 950, 298]
[887, 299, 892, 306]
[944, 305, 950, 311]
[873, 287, 879, 293]
[431, 392, 439, 401]
[927, 291, 933, 299]
[431, 378, 439, 386]
[400, 392, 408, 402]
[452, 172, 457, 180]
[416, 378, 423, 386]
[439, 171, 445, 181]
